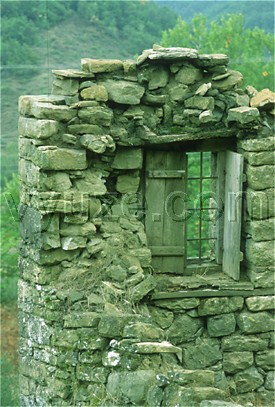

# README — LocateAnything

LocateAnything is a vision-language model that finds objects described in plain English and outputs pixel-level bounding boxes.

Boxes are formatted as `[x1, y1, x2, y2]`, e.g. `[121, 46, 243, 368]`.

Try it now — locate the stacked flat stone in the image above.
[18, 46, 274, 406]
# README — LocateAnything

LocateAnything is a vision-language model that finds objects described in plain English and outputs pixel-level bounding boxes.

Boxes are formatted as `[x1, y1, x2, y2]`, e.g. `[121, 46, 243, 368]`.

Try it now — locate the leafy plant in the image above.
[161, 13, 274, 90]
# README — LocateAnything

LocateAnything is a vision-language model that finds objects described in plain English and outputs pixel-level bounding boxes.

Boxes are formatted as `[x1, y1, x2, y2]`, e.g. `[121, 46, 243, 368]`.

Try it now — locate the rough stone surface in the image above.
[255, 349, 275, 370]
[246, 164, 275, 190]
[80, 85, 108, 101]
[207, 313, 236, 337]
[78, 106, 113, 126]
[155, 298, 200, 311]
[198, 297, 243, 316]
[81, 58, 123, 73]
[211, 70, 243, 90]
[52, 78, 79, 96]
[80, 134, 115, 154]
[245, 296, 275, 311]
[247, 218, 275, 241]
[240, 137, 275, 152]
[183, 338, 222, 369]
[106, 370, 156, 404]
[250, 88, 275, 110]
[112, 148, 143, 169]
[175, 64, 203, 85]
[245, 240, 274, 267]
[245, 151, 275, 166]
[167, 314, 203, 345]
[227, 106, 260, 124]
[223, 351, 254, 373]
[102, 79, 145, 105]
[116, 174, 140, 193]
[18, 117, 59, 139]
[237, 311, 274, 333]
[265, 371, 275, 391]
[245, 187, 275, 220]
[185, 96, 215, 111]
[221, 334, 269, 352]
[32, 146, 87, 171]
[169, 369, 215, 386]
[200, 401, 243, 407]
[234, 367, 264, 393]
[163, 385, 227, 407]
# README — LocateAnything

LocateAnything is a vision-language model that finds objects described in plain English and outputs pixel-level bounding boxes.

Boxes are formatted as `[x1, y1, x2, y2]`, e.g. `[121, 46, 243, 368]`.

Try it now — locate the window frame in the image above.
[143, 143, 243, 281]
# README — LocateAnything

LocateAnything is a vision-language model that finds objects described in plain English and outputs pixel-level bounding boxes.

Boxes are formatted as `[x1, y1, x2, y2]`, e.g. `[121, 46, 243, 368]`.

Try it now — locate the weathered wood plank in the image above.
[223, 151, 244, 280]
[163, 151, 186, 273]
[145, 150, 186, 273]
[150, 246, 185, 256]
[152, 287, 274, 299]
[145, 151, 167, 272]
[147, 170, 185, 179]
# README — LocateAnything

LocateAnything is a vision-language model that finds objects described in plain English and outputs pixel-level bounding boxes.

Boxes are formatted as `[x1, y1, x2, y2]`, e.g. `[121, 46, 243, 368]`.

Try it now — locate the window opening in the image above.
[144, 148, 243, 280]
[187, 152, 217, 263]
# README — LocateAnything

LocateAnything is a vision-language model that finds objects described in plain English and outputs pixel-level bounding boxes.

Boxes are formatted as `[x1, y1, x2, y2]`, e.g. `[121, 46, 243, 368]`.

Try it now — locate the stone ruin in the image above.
[18, 46, 274, 406]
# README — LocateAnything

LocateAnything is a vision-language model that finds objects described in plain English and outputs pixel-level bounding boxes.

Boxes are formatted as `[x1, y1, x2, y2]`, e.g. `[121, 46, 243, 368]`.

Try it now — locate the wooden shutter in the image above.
[223, 151, 244, 280]
[145, 150, 187, 273]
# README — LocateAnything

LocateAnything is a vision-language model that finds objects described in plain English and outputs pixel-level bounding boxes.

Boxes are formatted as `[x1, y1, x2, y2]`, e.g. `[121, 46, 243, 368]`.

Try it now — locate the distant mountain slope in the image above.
[1, 1, 177, 180]
[155, 0, 274, 33]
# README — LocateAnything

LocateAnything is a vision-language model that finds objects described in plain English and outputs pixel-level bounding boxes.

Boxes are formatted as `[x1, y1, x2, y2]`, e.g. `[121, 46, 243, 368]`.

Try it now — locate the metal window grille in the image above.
[186, 152, 217, 262]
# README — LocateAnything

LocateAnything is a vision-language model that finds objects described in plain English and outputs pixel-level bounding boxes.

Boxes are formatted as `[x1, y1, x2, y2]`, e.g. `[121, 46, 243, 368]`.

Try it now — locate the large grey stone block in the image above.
[245, 188, 275, 220]
[112, 148, 143, 169]
[207, 313, 236, 337]
[223, 351, 253, 373]
[167, 314, 203, 345]
[18, 116, 59, 139]
[237, 311, 274, 333]
[198, 297, 243, 316]
[245, 296, 275, 311]
[106, 370, 156, 405]
[33, 146, 87, 170]
[102, 79, 145, 105]
[221, 334, 269, 352]
[255, 349, 275, 370]
[246, 164, 275, 190]
[240, 137, 275, 152]
[81, 58, 123, 73]
[246, 240, 274, 267]
[233, 367, 264, 393]
[247, 218, 275, 241]
[78, 106, 113, 126]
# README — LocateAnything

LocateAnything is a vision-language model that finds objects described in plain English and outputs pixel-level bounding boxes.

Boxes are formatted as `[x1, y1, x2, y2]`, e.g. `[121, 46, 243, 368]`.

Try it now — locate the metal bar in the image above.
[188, 176, 217, 180]
[199, 152, 203, 260]
[187, 237, 216, 241]
[187, 208, 218, 211]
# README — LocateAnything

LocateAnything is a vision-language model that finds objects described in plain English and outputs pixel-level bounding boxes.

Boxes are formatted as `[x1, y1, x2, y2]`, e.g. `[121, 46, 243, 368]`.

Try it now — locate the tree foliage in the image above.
[1, 0, 177, 67]
[161, 14, 274, 90]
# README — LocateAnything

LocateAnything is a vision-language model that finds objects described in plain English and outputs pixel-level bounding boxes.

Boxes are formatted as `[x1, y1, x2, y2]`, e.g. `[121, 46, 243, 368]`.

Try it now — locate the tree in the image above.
[161, 14, 274, 90]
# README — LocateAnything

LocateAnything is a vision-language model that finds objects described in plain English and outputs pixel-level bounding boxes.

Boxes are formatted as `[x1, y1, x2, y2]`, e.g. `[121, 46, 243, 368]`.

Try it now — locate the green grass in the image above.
[0, 357, 19, 407]
[1, 273, 18, 306]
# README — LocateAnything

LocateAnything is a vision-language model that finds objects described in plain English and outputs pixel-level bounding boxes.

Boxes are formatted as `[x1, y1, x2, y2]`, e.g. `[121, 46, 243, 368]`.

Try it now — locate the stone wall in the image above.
[18, 46, 274, 406]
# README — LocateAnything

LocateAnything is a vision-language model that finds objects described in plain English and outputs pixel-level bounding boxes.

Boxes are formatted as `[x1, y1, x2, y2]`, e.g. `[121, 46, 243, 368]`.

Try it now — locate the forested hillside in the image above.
[156, 0, 274, 33]
[1, 0, 177, 180]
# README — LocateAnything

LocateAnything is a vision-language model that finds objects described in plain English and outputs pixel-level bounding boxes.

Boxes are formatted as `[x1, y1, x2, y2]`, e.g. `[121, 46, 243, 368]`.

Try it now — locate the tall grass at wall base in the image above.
[0, 357, 20, 407]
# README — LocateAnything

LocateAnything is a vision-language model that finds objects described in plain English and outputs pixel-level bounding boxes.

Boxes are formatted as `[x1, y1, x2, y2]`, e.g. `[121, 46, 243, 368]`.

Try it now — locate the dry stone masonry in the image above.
[19, 46, 274, 406]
